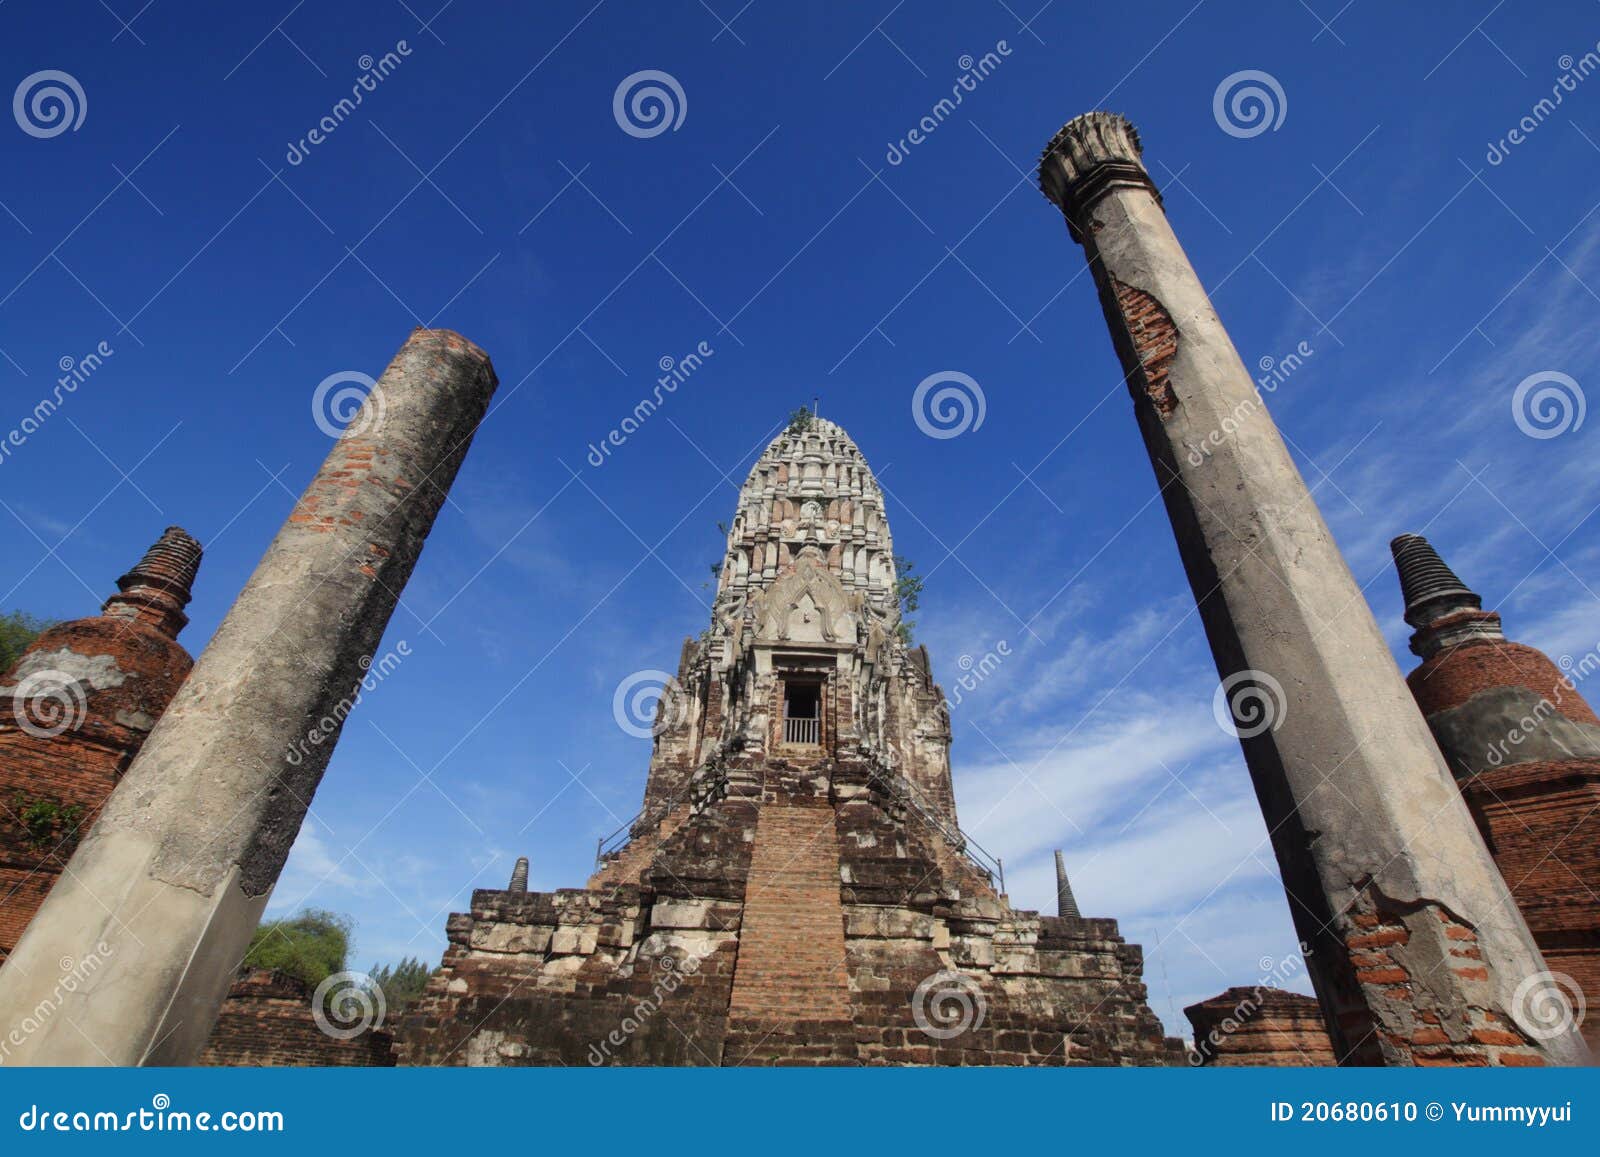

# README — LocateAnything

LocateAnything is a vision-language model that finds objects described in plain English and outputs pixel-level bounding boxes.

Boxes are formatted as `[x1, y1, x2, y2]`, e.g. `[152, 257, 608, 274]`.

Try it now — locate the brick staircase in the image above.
[723, 797, 859, 1064]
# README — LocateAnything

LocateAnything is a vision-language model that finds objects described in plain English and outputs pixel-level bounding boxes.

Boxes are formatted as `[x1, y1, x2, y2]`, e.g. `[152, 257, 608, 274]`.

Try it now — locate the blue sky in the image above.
[2, 1, 1598, 1038]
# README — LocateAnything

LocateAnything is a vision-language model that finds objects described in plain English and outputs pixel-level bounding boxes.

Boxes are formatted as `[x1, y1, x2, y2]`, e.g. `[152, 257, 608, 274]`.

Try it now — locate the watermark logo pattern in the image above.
[12, 670, 89, 738]
[1213, 70, 1286, 138]
[912, 371, 986, 439]
[311, 970, 385, 1040]
[612, 669, 686, 739]
[312, 371, 384, 439]
[1510, 970, 1585, 1041]
[1211, 669, 1288, 739]
[1511, 371, 1585, 439]
[910, 969, 986, 1040]
[613, 70, 686, 138]
[14, 70, 86, 138]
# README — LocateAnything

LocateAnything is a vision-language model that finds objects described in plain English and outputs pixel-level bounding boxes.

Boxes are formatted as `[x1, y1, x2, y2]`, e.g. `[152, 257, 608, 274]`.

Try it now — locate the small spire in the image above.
[1055, 850, 1081, 919]
[1389, 534, 1503, 659]
[102, 526, 202, 639]
[508, 856, 529, 893]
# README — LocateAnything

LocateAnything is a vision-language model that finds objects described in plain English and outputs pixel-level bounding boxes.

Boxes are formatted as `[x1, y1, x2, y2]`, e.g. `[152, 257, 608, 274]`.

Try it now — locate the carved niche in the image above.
[751, 560, 855, 645]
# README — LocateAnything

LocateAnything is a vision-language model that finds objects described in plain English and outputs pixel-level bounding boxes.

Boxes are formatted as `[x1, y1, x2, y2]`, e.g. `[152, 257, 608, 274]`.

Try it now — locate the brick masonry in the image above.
[197, 969, 396, 1067]
[1186, 987, 1337, 1066]
[1393, 537, 1600, 1056]
[394, 419, 1185, 1066]
[395, 758, 1186, 1066]
[0, 528, 200, 967]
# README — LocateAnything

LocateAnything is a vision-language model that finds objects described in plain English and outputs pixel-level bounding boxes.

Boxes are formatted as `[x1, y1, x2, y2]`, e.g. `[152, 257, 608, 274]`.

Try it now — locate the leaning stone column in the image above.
[1038, 113, 1587, 1065]
[0, 328, 497, 1065]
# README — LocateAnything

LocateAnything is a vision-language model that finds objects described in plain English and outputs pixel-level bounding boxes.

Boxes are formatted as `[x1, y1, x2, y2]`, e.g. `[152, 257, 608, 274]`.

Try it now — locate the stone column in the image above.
[0, 328, 497, 1065]
[1038, 112, 1587, 1065]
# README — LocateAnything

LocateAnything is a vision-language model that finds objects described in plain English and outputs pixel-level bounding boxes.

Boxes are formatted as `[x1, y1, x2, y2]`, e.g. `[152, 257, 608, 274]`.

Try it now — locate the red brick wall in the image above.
[1186, 988, 1336, 1066]
[1464, 760, 1600, 1052]
[0, 615, 193, 965]
[197, 970, 395, 1067]
[1409, 641, 1600, 725]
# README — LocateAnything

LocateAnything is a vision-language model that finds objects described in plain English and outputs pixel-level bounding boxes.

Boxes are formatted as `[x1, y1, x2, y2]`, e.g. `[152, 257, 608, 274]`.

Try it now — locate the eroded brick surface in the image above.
[1109, 277, 1179, 418]
[0, 529, 200, 967]
[198, 970, 395, 1067]
[1186, 987, 1336, 1066]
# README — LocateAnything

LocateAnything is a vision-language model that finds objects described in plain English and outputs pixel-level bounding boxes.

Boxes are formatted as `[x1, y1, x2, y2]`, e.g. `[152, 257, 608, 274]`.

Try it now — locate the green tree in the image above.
[786, 406, 813, 435]
[893, 555, 924, 644]
[241, 909, 352, 989]
[367, 956, 434, 1017]
[0, 611, 54, 673]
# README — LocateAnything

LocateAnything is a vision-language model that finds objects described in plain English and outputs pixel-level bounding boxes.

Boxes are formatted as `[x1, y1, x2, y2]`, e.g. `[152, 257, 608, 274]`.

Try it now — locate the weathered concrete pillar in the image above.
[1038, 112, 1587, 1065]
[0, 328, 497, 1065]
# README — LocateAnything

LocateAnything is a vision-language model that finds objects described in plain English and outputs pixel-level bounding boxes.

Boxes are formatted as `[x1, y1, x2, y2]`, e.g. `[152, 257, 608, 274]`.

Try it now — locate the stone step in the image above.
[725, 798, 857, 1064]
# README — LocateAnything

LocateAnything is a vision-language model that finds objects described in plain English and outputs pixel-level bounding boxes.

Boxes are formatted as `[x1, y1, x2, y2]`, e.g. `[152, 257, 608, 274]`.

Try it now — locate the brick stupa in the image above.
[0, 527, 202, 965]
[397, 417, 1185, 1066]
[1392, 534, 1600, 1052]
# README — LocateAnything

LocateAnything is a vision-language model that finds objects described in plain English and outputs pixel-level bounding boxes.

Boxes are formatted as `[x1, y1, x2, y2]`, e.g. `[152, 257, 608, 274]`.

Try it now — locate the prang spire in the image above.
[1054, 850, 1081, 919]
[1389, 534, 1504, 658]
[102, 526, 203, 638]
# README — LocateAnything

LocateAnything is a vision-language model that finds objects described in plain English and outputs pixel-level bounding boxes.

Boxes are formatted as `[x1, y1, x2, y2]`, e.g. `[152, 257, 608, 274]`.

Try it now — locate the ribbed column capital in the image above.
[1038, 111, 1163, 241]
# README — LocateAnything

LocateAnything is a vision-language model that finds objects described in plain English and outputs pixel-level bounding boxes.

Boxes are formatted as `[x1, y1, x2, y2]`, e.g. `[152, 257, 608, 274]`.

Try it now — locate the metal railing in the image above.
[783, 716, 820, 745]
[867, 762, 1004, 894]
[594, 772, 708, 869]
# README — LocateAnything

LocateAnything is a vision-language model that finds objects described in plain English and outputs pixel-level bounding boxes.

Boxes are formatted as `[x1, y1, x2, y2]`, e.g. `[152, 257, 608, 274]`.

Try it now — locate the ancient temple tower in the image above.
[0, 527, 202, 965]
[1392, 534, 1600, 1050]
[397, 416, 1184, 1066]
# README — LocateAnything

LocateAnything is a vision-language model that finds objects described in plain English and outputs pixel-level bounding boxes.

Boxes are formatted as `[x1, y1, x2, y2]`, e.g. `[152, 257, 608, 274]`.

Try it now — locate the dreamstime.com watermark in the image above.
[912, 370, 986, 439]
[587, 340, 714, 466]
[312, 970, 386, 1040]
[612, 669, 687, 739]
[911, 969, 987, 1040]
[312, 369, 384, 439]
[884, 41, 1013, 165]
[613, 70, 686, 138]
[1190, 942, 1310, 1064]
[1212, 668, 1289, 739]
[1213, 69, 1286, 138]
[1510, 370, 1585, 439]
[1, 943, 114, 1064]
[1510, 969, 1586, 1041]
[285, 42, 413, 165]
[1484, 636, 1600, 768]
[8, 667, 89, 739]
[16, 1095, 282, 1133]
[13, 69, 85, 138]
[1187, 341, 1313, 466]
[1486, 47, 1600, 165]
[285, 641, 411, 766]
[933, 640, 1011, 724]
[0, 341, 114, 468]
[587, 943, 713, 1063]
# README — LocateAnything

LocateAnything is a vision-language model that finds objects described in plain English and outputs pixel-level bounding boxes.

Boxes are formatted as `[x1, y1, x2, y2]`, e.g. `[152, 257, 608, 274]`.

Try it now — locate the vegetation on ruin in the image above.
[242, 909, 353, 989]
[0, 611, 54, 673]
[893, 554, 923, 644]
[785, 406, 813, 435]
[12, 795, 85, 848]
[367, 955, 435, 1016]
